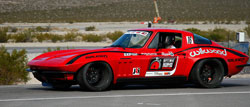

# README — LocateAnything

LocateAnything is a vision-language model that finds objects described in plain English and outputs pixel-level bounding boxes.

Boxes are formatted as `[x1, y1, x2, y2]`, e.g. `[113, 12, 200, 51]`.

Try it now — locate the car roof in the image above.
[129, 28, 192, 34]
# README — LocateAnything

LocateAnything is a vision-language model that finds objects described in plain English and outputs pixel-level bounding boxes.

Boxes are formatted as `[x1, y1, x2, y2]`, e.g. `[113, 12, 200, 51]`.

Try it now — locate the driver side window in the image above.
[148, 32, 182, 49]
[148, 33, 159, 48]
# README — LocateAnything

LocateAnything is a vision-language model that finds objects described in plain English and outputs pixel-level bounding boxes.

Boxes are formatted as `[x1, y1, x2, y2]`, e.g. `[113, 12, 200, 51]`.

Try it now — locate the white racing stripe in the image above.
[0, 91, 250, 102]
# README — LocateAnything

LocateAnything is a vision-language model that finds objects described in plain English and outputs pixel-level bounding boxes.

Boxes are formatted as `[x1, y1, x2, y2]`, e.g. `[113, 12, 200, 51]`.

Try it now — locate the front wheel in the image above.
[77, 62, 113, 91]
[190, 59, 224, 88]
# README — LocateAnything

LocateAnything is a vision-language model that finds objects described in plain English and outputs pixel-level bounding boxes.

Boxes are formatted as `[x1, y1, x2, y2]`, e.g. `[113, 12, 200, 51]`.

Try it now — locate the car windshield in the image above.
[110, 31, 152, 48]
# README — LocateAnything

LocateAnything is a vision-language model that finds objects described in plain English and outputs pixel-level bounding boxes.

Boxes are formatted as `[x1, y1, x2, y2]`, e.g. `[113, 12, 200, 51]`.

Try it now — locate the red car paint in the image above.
[28, 29, 249, 84]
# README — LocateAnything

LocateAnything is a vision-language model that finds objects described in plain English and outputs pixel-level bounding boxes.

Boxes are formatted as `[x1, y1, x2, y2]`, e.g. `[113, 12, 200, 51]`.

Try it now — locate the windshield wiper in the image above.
[110, 45, 126, 50]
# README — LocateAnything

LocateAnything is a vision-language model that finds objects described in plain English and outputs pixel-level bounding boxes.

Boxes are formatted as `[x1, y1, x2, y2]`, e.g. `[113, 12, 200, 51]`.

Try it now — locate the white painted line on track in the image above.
[0, 91, 250, 102]
[137, 102, 161, 105]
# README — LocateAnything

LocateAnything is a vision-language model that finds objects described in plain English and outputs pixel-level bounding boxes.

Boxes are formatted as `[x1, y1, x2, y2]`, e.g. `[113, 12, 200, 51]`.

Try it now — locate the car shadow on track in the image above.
[26, 82, 248, 92]
[220, 83, 248, 88]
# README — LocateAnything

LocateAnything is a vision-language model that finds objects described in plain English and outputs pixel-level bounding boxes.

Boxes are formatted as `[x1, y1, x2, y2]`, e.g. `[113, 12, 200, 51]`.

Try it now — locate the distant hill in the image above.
[0, 0, 249, 23]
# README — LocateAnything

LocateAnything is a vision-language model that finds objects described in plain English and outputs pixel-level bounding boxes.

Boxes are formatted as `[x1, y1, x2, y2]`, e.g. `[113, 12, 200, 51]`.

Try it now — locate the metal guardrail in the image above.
[218, 42, 249, 55]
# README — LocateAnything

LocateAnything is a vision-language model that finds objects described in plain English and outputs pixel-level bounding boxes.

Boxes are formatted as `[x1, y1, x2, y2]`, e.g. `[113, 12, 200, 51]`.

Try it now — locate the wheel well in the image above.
[189, 58, 228, 80]
[74, 61, 114, 81]
[217, 58, 228, 76]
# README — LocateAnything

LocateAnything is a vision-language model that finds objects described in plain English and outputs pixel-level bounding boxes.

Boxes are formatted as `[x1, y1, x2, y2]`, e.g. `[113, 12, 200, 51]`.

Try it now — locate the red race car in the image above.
[28, 28, 249, 91]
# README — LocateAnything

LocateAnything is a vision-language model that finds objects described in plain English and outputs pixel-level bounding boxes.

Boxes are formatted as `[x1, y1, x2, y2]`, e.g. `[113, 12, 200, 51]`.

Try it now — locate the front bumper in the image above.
[26, 68, 76, 83]
[236, 63, 250, 68]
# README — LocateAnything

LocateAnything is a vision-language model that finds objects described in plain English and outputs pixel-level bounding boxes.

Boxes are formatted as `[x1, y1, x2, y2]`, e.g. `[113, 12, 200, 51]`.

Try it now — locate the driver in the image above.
[164, 36, 176, 49]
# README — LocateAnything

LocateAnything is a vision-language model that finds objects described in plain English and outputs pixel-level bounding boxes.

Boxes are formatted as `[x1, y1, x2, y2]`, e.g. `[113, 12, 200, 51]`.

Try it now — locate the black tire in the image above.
[52, 83, 72, 90]
[77, 62, 113, 91]
[190, 59, 224, 88]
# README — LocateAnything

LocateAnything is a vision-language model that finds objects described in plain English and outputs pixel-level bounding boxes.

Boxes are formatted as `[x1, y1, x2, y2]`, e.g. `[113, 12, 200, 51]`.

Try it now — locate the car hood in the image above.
[28, 47, 125, 67]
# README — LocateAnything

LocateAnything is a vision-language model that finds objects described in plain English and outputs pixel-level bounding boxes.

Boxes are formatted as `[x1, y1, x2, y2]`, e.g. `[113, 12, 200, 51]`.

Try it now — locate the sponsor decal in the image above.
[146, 57, 179, 77]
[228, 58, 245, 62]
[85, 55, 108, 59]
[125, 31, 149, 36]
[162, 52, 174, 56]
[132, 67, 140, 75]
[140, 52, 174, 56]
[149, 57, 176, 70]
[164, 72, 169, 75]
[150, 57, 162, 70]
[186, 36, 194, 44]
[163, 58, 175, 63]
[141, 53, 157, 56]
[189, 48, 227, 57]
[145, 71, 171, 76]
[162, 58, 175, 68]
[124, 53, 138, 56]
[162, 63, 173, 68]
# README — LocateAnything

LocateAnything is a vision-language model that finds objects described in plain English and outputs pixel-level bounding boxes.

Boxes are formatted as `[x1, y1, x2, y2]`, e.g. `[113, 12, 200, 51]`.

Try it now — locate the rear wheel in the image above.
[190, 59, 224, 88]
[77, 62, 113, 91]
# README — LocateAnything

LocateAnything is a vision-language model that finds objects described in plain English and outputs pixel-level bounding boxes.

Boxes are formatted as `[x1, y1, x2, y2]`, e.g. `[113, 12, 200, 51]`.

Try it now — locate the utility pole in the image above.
[154, 0, 160, 18]
[153, 0, 161, 23]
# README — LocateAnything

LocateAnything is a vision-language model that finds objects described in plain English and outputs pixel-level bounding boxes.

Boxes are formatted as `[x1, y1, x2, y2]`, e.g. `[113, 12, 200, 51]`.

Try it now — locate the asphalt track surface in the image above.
[0, 78, 250, 107]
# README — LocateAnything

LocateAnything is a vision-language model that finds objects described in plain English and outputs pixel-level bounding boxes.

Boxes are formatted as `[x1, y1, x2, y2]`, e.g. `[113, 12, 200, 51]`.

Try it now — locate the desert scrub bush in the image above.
[208, 33, 225, 42]
[185, 28, 236, 42]
[43, 47, 61, 53]
[36, 33, 63, 43]
[68, 21, 74, 24]
[106, 31, 123, 42]
[64, 32, 81, 42]
[9, 27, 18, 33]
[85, 26, 96, 31]
[0, 46, 29, 85]
[82, 34, 104, 42]
[244, 25, 250, 38]
[11, 29, 35, 42]
[209, 28, 236, 42]
[43, 47, 74, 53]
[35, 26, 51, 32]
[36, 33, 51, 42]
[207, 28, 227, 42]
[0, 27, 9, 43]
[50, 34, 63, 43]
[185, 28, 208, 37]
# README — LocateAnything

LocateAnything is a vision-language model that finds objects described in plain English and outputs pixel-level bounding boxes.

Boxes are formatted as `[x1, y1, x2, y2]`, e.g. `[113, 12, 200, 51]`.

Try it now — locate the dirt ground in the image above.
[0, 22, 248, 35]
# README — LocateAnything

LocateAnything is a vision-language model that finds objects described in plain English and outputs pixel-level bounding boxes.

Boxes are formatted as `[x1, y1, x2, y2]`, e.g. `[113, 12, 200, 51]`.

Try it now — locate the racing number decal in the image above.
[186, 36, 194, 44]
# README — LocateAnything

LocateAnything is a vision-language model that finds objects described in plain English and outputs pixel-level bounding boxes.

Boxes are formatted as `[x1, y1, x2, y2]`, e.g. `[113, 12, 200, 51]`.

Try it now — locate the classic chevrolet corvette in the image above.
[28, 28, 249, 91]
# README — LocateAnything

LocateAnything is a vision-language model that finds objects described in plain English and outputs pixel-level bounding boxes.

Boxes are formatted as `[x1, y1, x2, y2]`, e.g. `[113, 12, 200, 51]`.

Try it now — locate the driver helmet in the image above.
[164, 36, 175, 47]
